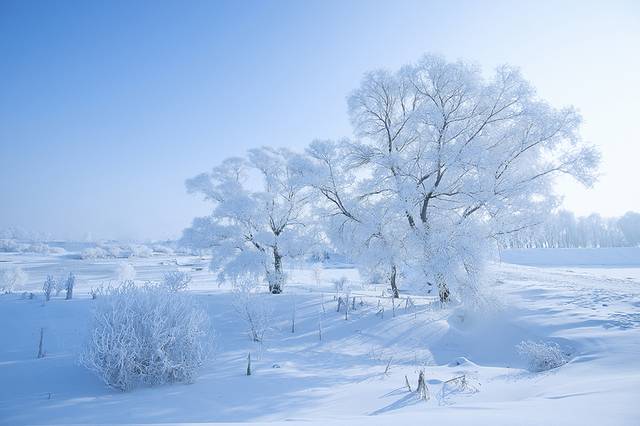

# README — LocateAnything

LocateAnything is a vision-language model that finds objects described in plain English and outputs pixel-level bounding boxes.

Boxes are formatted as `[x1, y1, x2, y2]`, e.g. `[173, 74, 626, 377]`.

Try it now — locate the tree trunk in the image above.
[37, 328, 44, 359]
[416, 370, 429, 400]
[390, 265, 399, 298]
[270, 247, 283, 294]
[437, 273, 450, 303]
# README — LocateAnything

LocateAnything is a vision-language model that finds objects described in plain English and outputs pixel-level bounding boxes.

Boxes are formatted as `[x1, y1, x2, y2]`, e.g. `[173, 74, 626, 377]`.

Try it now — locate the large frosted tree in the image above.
[183, 147, 313, 293]
[300, 55, 599, 301]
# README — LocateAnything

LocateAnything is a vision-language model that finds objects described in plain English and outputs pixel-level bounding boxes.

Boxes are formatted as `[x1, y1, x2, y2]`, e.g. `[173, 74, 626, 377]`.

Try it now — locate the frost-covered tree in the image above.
[298, 140, 408, 297]
[300, 54, 598, 301]
[64, 272, 75, 300]
[231, 274, 272, 342]
[183, 147, 314, 294]
[43, 275, 55, 301]
[115, 263, 136, 281]
[0, 266, 27, 293]
[619, 212, 640, 247]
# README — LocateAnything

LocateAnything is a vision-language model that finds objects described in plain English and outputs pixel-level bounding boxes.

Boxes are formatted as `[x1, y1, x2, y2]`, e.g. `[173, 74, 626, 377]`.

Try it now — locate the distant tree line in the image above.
[501, 211, 640, 248]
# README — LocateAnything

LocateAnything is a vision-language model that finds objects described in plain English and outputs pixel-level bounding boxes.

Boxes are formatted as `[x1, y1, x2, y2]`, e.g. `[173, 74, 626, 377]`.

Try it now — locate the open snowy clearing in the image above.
[1, 249, 639, 425]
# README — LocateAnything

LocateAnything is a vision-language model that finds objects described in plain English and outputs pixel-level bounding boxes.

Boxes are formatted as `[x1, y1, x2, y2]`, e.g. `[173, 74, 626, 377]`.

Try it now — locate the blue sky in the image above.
[1, 0, 638, 241]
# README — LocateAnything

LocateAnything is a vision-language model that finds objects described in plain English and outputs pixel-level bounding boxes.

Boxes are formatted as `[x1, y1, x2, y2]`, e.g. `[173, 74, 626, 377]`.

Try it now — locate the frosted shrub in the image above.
[152, 245, 174, 255]
[81, 281, 211, 391]
[162, 270, 192, 292]
[43, 275, 56, 301]
[81, 247, 109, 260]
[24, 242, 51, 254]
[116, 263, 136, 281]
[0, 266, 28, 293]
[517, 340, 570, 372]
[0, 239, 21, 253]
[332, 276, 348, 293]
[128, 245, 153, 258]
[234, 291, 271, 342]
[232, 276, 272, 342]
[48, 246, 66, 254]
[104, 245, 125, 258]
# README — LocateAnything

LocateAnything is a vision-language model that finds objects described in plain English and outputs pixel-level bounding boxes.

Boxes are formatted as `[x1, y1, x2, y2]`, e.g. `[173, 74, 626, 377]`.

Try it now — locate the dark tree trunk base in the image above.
[438, 283, 450, 303]
[390, 265, 400, 298]
[269, 286, 283, 294]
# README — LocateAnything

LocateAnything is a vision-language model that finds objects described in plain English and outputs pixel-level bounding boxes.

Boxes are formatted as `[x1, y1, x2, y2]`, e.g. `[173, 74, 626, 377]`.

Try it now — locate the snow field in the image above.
[1, 251, 639, 425]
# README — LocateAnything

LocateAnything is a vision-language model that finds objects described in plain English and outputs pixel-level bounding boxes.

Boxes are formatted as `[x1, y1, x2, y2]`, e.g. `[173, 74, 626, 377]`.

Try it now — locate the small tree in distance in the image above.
[43, 275, 55, 301]
[65, 272, 75, 300]
[0, 266, 27, 293]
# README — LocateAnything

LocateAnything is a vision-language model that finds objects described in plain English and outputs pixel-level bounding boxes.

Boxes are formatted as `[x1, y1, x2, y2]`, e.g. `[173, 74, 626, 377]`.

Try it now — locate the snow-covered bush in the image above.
[332, 276, 348, 293]
[0, 239, 41, 253]
[162, 270, 192, 292]
[116, 263, 136, 281]
[48, 246, 66, 254]
[517, 340, 570, 372]
[152, 244, 175, 255]
[81, 281, 211, 391]
[232, 275, 272, 342]
[128, 245, 153, 258]
[104, 244, 124, 258]
[81, 247, 110, 260]
[0, 239, 21, 252]
[81, 244, 153, 259]
[0, 266, 28, 293]
[24, 242, 51, 254]
[43, 275, 56, 301]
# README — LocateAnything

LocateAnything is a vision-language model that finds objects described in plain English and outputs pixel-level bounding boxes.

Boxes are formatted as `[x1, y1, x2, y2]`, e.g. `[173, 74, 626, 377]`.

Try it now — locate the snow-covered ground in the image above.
[1, 249, 639, 425]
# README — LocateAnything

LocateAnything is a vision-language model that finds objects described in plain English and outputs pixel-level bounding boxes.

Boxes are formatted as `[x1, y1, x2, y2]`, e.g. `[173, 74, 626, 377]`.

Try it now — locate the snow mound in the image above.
[448, 357, 477, 367]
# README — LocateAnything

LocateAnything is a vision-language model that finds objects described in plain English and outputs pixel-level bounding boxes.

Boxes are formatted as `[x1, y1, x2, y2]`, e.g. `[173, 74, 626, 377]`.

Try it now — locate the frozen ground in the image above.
[1, 249, 639, 425]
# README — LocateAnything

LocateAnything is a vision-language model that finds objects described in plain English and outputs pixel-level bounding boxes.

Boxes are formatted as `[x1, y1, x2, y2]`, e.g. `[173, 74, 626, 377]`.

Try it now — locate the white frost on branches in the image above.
[517, 340, 570, 372]
[295, 54, 598, 301]
[81, 281, 212, 391]
[0, 266, 27, 293]
[182, 147, 316, 294]
[162, 270, 192, 292]
[115, 263, 136, 281]
[181, 53, 598, 304]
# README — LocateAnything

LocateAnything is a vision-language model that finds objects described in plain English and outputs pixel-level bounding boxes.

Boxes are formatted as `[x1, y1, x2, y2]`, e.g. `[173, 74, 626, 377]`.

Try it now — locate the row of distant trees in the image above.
[0, 227, 51, 241]
[502, 211, 640, 248]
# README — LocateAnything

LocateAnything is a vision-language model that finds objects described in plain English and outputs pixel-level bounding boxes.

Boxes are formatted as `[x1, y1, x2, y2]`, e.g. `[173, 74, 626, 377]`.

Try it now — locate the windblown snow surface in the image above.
[1, 248, 639, 425]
